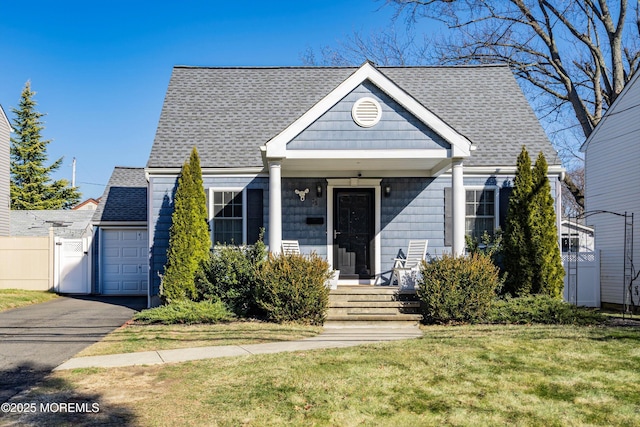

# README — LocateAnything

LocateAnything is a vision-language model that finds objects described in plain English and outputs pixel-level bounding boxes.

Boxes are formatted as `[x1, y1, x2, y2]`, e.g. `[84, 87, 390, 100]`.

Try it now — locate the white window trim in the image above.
[464, 186, 499, 237]
[209, 187, 247, 245]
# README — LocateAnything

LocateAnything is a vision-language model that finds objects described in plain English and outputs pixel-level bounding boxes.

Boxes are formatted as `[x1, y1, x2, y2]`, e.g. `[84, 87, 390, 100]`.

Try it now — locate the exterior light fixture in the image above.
[384, 185, 391, 197]
[316, 183, 323, 198]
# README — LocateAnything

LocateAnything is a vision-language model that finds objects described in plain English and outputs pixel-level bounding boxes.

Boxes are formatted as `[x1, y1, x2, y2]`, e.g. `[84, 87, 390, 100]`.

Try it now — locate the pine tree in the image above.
[531, 152, 565, 298]
[502, 146, 535, 296]
[160, 147, 210, 304]
[10, 81, 81, 209]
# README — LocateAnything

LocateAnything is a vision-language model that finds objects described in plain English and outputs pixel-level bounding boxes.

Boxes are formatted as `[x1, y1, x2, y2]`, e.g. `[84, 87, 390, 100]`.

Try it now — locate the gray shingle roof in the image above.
[92, 167, 147, 223]
[10, 210, 94, 238]
[148, 65, 559, 169]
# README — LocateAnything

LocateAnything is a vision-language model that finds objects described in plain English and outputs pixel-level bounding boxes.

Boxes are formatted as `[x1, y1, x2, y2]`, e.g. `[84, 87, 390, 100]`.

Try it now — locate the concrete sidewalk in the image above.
[54, 327, 423, 370]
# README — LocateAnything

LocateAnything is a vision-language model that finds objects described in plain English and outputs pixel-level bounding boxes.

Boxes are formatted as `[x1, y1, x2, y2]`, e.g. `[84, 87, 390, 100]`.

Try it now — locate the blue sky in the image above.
[1, 0, 403, 199]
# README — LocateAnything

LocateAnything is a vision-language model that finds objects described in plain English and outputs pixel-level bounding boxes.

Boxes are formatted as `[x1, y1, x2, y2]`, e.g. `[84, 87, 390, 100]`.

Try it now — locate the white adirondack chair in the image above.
[391, 240, 428, 290]
[281, 240, 301, 255]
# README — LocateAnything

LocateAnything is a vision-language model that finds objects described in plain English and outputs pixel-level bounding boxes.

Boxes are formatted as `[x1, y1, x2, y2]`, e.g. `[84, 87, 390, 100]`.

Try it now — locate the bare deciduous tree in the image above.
[388, 0, 640, 209]
[392, 0, 638, 134]
[304, 1, 639, 212]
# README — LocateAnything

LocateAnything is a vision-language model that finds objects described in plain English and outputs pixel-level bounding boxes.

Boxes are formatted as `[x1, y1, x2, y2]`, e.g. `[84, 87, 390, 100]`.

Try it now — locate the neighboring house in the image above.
[10, 210, 94, 239]
[560, 220, 594, 253]
[145, 62, 563, 305]
[73, 197, 101, 211]
[0, 105, 10, 236]
[91, 167, 148, 297]
[581, 70, 640, 309]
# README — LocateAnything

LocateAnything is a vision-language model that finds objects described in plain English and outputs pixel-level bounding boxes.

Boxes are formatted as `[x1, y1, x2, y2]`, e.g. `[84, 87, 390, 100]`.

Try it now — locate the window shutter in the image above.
[205, 188, 211, 232]
[444, 187, 452, 247]
[247, 189, 264, 244]
[499, 187, 513, 230]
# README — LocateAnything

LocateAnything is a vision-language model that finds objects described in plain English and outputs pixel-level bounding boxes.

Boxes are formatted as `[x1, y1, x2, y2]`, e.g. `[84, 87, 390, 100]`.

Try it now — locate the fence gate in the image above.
[563, 250, 600, 307]
[55, 237, 90, 294]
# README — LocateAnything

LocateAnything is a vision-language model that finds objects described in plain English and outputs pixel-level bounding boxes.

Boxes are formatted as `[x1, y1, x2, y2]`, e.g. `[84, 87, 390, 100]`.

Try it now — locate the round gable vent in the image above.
[352, 97, 382, 128]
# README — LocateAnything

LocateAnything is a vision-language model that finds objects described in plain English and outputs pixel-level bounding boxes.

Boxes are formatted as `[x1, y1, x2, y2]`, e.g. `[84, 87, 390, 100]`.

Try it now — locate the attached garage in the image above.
[100, 228, 148, 295]
[92, 167, 149, 297]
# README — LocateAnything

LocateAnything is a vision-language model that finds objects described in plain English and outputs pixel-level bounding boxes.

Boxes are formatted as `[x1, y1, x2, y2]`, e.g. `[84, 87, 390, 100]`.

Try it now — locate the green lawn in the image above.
[6, 324, 640, 426]
[77, 321, 322, 356]
[0, 288, 58, 311]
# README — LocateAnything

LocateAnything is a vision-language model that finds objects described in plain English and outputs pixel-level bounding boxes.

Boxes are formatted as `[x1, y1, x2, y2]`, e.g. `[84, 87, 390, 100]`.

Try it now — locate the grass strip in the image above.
[77, 321, 322, 356]
[9, 324, 640, 426]
[0, 288, 58, 312]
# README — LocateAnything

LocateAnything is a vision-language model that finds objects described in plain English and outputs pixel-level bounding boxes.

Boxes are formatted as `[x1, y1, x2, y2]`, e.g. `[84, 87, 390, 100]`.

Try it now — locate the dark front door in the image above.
[334, 189, 374, 279]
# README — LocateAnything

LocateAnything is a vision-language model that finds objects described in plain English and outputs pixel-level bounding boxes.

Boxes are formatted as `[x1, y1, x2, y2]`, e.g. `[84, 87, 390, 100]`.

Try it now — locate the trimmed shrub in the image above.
[417, 253, 502, 324]
[256, 252, 332, 325]
[485, 295, 606, 325]
[466, 229, 503, 268]
[195, 238, 267, 317]
[134, 300, 234, 325]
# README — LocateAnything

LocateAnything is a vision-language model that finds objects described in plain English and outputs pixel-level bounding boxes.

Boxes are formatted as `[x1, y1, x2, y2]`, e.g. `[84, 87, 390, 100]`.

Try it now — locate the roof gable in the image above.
[265, 62, 471, 159]
[581, 70, 640, 152]
[93, 167, 147, 223]
[0, 104, 9, 130]
[287, 80, 450, 151]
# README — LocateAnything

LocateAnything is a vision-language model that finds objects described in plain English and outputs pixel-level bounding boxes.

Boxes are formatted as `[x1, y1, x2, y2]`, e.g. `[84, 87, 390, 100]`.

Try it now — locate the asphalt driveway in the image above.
[0, 295, 146, 403]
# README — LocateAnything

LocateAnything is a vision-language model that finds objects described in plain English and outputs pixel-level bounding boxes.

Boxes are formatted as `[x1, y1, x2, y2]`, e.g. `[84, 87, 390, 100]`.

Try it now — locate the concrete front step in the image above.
[330, 286, 403, 295]
[329, 301, 420, 309]
[324, 314, 422, 328]
[330, 307, 419, 316]
[326, 286, 422, 327]
[329, 294, 400, 303]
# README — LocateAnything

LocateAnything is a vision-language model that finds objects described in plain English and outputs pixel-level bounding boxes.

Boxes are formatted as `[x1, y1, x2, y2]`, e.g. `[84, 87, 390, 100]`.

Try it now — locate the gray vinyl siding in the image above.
[584, 74, 640, 306]
[148, 171, 561, 293]
[148, 174, 268, 296]
[380, 177, 443, 280]
[288, 81, 450, 151]
[282, 178, 327, 257]
[0, 107, 9, 236]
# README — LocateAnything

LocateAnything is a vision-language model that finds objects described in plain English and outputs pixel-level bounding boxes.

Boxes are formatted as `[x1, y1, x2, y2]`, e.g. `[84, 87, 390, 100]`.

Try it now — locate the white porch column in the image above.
[452, 159, 465, 256]
[268, 160, 282, 255]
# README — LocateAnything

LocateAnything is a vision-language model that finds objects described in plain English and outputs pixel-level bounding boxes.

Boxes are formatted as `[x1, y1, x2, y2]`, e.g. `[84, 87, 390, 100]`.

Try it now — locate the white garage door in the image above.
[101, 229, 148, 295]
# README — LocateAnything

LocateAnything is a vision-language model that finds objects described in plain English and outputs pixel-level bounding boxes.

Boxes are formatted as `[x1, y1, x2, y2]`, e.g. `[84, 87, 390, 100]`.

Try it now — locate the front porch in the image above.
[270, 172, 466, 286]
[262, 62, 473, 281]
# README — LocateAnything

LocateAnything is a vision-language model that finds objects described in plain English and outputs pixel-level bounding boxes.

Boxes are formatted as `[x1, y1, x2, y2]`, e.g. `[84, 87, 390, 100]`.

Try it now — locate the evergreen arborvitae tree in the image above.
[10, 81, 81, 209]
[161, 147, 210, 304]
[187, 147, 211, 265]
[503, 146, 565, 298]
[531, 152, 565, 298]
[502, 146, 535, 296]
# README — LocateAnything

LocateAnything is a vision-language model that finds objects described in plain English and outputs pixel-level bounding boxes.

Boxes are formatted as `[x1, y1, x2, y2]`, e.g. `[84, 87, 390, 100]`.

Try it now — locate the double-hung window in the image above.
[465, 189, 496, 240]
[210, 189, 246, 245]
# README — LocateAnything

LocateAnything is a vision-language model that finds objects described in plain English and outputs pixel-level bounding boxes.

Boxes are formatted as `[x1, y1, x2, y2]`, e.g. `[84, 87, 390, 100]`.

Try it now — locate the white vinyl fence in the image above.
[54, 237, 91, 294]
[0, 234, 91, 293]
[563, 250, 600, 307]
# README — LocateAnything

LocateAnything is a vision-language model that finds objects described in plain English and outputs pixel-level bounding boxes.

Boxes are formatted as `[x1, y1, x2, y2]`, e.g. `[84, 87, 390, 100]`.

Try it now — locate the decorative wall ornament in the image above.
[295, 188, 310, 201]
